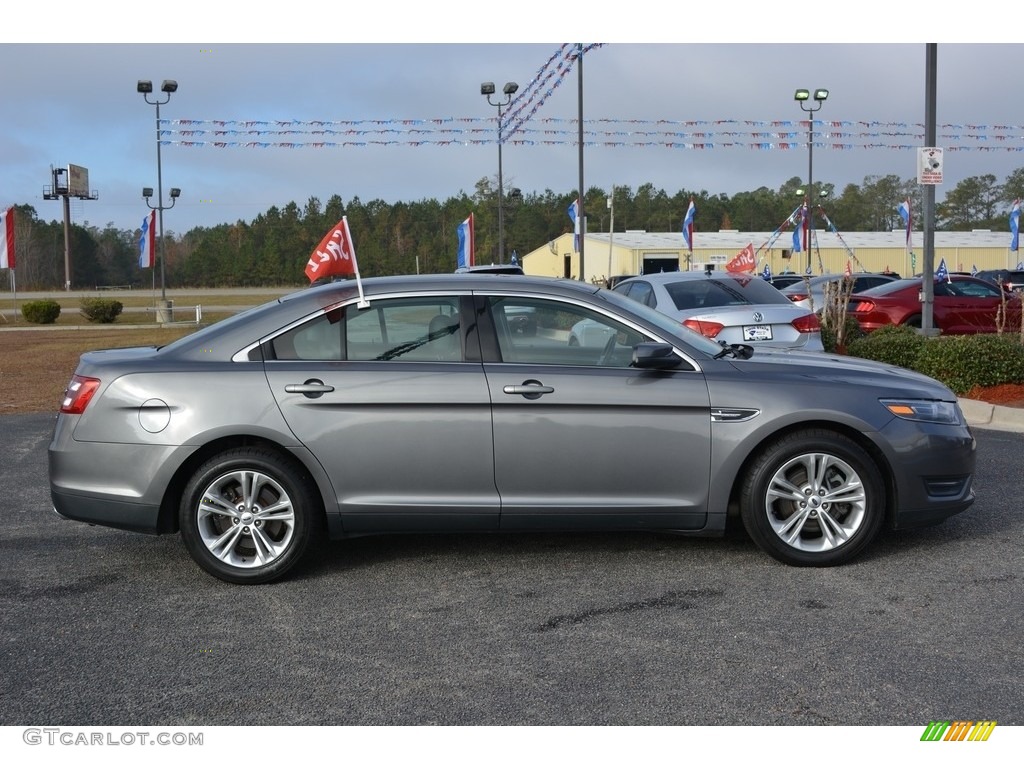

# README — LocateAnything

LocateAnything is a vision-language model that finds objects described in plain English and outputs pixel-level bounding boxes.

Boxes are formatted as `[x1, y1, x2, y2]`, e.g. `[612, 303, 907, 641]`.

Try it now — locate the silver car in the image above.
[613, 271, 824, 351]
[49, 274, 976, 583]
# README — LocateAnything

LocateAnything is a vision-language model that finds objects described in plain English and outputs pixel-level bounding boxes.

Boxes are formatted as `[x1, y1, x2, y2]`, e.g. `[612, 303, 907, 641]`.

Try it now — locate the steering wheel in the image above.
[597, 334, 617, 366]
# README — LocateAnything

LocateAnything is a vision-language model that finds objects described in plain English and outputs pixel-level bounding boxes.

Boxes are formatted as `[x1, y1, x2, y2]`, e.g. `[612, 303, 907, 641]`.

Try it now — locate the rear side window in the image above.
[270, 298, 463, 362]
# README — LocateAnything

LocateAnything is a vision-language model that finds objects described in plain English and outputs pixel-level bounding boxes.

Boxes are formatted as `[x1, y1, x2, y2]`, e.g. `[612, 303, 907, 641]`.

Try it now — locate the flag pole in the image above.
[343, 217, 369, 309]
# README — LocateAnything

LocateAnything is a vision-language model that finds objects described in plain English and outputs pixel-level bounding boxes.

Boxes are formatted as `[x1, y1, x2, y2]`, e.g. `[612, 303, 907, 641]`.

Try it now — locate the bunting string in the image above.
[159, 117, 1024, 151]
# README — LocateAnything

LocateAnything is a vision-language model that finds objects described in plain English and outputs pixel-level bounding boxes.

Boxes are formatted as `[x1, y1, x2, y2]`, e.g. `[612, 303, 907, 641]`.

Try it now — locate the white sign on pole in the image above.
[917, 147, 944, 185]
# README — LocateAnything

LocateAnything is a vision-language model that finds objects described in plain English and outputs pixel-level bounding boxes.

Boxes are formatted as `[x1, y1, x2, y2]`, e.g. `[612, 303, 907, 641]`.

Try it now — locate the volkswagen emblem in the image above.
[752, 312, 764, 323]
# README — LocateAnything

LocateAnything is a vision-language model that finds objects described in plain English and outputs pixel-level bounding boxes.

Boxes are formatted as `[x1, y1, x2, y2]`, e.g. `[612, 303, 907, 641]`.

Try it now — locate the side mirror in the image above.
[632, 342, 681, 370]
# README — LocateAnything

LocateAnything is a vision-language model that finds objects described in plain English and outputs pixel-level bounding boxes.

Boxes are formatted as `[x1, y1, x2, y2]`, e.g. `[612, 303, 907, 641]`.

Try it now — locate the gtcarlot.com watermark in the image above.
[23, 728, 203, 747]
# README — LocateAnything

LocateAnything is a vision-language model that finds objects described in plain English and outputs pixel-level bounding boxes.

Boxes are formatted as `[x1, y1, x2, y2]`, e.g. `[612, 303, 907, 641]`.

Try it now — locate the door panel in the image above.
[481, 296, 712, 530]
[265, 296, 497, 532]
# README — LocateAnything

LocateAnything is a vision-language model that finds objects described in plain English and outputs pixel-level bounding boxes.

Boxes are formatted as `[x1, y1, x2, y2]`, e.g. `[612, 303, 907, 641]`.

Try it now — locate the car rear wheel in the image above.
[903, 314, 922, 328]
[180, 448, 320, 584]
[739, 429, 885, 566]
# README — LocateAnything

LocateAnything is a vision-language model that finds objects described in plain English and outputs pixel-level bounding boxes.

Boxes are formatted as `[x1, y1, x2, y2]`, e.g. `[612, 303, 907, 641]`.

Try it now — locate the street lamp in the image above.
[481, 80, 518, 263]
[794, 88, 828, 273]
[138, 79, 178, 311]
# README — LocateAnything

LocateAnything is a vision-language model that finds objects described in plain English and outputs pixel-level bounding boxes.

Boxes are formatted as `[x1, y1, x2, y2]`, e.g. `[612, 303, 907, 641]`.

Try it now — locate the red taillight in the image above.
[853, 300, 875, 313]
[683, 319, 724, 338]
[60, 375, 101, 415]
[791, 313, 821, 333]
[787, 293, 809, 302]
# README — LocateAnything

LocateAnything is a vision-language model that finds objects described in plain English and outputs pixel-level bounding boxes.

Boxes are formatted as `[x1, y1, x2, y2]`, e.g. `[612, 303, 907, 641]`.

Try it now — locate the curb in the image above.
[959, 398, 1024, 432]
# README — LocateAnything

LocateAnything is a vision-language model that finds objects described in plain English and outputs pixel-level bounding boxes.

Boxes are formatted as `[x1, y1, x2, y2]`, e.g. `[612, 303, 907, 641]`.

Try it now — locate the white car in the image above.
[613, 271, 824, 351]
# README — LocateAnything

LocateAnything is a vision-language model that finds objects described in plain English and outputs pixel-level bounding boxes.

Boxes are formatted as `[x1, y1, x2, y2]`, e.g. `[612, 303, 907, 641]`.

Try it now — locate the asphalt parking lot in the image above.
[1, 413, 1022, 726]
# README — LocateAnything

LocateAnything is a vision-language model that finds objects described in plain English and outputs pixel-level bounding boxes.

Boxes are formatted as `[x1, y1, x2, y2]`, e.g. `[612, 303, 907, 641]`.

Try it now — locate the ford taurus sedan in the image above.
[49, 274, 976, 583]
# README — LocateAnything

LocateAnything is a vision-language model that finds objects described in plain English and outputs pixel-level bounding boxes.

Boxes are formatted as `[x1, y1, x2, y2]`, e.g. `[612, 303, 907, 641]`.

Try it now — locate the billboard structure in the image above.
[43, 164, 98, 290]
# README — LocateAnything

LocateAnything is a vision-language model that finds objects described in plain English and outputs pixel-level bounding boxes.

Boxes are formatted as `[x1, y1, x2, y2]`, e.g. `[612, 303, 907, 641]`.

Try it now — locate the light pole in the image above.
[481, 81, 518, 264]
[794, 88, 828, 273]
[138, 79, 177, 311]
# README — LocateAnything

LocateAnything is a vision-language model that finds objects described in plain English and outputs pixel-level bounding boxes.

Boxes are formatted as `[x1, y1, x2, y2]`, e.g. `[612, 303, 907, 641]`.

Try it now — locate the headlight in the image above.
[880, 398, 961, 425]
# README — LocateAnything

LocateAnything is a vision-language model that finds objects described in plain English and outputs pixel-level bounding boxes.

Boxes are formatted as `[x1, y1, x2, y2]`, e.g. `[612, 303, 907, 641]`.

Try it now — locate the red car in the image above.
[849, 275, 1023, 334]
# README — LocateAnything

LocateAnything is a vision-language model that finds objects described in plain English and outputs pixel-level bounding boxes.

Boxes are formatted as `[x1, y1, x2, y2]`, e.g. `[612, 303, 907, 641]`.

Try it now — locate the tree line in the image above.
[5, 169, 1024, 290]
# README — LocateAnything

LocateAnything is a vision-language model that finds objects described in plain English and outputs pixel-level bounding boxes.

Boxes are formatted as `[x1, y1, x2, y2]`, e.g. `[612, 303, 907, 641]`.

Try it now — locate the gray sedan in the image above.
[49, 274, 976, 583]
[613, 271, 824, 351]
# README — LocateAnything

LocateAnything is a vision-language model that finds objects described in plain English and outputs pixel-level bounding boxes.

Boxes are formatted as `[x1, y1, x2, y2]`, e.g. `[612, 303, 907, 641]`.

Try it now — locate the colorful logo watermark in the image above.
[921, 721, 997, 742]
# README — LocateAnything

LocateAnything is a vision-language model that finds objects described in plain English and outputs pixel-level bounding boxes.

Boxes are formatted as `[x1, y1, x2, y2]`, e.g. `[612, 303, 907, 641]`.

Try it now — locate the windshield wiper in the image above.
[713, 342, 755, 360]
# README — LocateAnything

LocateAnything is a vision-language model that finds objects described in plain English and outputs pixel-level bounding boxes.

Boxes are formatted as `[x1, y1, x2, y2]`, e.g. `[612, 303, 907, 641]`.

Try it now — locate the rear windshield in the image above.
[664, 277, 790, 310]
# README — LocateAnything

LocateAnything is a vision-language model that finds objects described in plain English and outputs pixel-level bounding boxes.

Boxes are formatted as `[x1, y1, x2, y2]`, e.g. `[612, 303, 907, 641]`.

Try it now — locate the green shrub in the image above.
[846, 324, 926, 370]
[821, 316, 865, 353]
[913, 334, 1024, 394]
[21, 299, 61, 324]
[80, 298, 124, 324]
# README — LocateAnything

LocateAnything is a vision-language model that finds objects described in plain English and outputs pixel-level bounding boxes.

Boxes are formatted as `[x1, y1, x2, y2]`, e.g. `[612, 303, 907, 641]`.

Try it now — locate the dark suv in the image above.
[976, 269, 1024, 292]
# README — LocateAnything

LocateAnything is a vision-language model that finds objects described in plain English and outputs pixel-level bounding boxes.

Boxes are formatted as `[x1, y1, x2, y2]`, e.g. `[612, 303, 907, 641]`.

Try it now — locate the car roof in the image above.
[622, 271, 761, 283]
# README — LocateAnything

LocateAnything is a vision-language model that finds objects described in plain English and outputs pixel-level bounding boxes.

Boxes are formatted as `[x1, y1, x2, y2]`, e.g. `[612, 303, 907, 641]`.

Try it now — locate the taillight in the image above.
[683, 319, 724, 338]
[791, 313, 821, 332]
[853, 301, 875, 313]
[787, 293, 809, 302]
[60, 375, 101, 415]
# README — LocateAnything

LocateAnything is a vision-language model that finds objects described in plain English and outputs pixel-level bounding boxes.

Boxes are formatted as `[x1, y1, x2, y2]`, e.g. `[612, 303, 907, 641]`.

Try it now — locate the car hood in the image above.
[723, 347, 957, 400]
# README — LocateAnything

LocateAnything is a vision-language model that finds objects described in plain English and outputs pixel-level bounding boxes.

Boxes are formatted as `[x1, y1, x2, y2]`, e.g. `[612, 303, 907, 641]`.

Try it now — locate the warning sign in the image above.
[918, 147, 944, 185]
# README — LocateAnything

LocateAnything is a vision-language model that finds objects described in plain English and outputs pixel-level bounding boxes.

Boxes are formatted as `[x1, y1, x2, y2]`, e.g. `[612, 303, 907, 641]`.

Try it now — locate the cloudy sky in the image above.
[3, 7, 1019, 235]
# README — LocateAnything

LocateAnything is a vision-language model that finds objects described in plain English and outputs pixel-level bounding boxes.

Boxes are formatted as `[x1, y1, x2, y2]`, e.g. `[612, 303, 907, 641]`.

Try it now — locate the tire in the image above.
[903, 314, 922, 328]
[739, 429, 885, 567]
[180, 447, 320, 584]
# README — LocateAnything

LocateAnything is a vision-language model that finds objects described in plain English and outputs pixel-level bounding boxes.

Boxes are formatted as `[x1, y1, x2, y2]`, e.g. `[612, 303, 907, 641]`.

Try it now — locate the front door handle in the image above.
[503, 380, 554, 400]
[285, 380, 335, 399]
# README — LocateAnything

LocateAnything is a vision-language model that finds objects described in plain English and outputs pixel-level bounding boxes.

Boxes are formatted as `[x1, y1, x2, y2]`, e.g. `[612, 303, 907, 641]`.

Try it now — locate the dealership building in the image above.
[522, 230, 1020, 283]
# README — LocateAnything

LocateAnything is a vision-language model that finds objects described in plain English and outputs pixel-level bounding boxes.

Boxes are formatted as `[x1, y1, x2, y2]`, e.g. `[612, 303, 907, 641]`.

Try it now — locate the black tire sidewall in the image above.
[180, 448, 317, 584]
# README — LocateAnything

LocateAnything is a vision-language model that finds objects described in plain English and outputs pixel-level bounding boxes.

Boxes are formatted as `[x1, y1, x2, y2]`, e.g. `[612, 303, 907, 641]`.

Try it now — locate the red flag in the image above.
[0, 207, 14, 270]
[725, 243, 756, 273]
[305, 217, 357, 283]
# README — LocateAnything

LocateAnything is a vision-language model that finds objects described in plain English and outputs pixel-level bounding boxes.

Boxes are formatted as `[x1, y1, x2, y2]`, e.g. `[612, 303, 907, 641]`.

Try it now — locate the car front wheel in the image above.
[180, 448, 320, 584]
[739, 430, 885, 566]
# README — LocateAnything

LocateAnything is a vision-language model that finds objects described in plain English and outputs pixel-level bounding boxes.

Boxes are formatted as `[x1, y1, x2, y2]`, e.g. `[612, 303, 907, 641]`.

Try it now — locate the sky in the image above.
[2, 5, 1021, 236]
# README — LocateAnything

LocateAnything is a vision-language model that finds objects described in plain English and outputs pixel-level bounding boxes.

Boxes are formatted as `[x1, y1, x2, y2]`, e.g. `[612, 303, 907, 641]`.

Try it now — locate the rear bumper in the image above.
[51, 491, 163, 535]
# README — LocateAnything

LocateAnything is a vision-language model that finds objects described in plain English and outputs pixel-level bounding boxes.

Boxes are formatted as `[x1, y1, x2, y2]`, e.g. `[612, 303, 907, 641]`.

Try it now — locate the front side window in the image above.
[486, 297, 649, 368]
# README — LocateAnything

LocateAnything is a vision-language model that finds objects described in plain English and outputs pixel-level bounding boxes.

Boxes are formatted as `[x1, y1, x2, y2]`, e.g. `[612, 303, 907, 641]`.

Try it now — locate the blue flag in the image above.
[456, 214, 474, 269]
[567, 199, 580, 252]
[936, 258, 949, 283]
[897, 199, 912, 249]
[761, 262, 772, 281]
[682, 199, 696, 252]
[1011, 199, 1020, 252]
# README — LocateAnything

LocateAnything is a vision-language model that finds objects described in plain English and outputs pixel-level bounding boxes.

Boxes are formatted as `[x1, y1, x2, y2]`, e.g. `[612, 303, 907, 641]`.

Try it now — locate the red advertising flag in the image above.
[305, 217, 357, 283]
[0, 207, 15, 269]
[725, 243, 756, 273]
